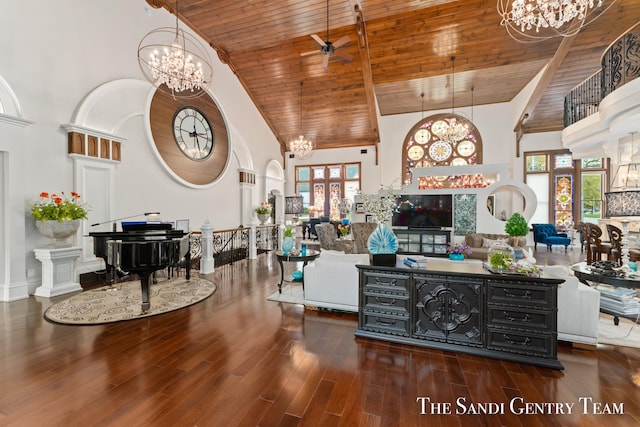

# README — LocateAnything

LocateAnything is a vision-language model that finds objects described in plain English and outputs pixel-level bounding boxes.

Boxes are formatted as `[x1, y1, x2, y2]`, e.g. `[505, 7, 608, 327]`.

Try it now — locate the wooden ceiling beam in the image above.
[514, 35, 578, 151]
[351, 1, 380, 164]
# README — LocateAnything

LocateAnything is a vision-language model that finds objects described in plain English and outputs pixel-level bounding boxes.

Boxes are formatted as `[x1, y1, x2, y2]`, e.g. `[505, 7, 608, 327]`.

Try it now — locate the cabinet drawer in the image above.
[487, 281, 553, 308]
[363, 290, 410, 314]
[487, 327, 555, 358]
[487, 305, 554, 332]
[362, 311, 410, 336]
[363, 271, 410, 294]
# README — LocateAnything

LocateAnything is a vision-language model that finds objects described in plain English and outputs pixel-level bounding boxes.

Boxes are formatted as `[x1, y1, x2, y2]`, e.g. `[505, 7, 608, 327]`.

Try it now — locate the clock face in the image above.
[173, 106, 214, 161]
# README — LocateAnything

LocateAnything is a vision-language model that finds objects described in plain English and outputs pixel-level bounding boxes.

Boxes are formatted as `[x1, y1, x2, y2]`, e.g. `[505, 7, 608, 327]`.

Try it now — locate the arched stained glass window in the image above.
[401, 113, 483, 185]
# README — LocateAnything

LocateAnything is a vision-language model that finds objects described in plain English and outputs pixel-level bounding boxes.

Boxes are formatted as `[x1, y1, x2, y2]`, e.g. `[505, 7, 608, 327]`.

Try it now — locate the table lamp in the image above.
[285, 196, 304, 223]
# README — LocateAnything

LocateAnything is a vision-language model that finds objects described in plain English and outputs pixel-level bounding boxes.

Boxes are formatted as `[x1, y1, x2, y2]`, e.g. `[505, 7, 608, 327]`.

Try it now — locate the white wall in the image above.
[0, 0, 283, 298]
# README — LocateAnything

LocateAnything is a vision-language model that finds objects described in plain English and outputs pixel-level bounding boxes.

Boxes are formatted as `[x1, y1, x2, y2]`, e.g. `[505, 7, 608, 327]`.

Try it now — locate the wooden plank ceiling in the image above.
[146, 0, 639, 154]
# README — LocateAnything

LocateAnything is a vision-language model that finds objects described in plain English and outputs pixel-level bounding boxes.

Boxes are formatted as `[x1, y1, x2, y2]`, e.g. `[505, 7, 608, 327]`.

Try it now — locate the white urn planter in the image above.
[35, 219, 81, 248]
[257, 213, 270, 224]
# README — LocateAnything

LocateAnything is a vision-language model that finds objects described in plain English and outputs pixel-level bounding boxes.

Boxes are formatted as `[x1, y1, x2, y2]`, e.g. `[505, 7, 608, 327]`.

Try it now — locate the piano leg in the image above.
[139, 272, 152, 312]
[186, 251, 191, 280]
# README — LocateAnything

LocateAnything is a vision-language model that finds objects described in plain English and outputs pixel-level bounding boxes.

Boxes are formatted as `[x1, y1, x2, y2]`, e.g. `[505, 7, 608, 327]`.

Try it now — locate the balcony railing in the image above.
[212, 227, 250, 267]
[188, 224, 281, 270]
[256, 224, 279, 254]
[564, 23, 640, 127]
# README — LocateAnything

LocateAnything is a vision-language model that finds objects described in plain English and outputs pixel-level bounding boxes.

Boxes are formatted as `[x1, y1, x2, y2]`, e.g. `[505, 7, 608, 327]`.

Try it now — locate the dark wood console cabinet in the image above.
[356, 261, 564, 370]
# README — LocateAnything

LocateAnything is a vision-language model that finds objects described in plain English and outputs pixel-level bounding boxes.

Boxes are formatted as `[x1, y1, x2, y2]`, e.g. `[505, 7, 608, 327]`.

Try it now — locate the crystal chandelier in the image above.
[288, 81, 315, 160]
[432, 57, 469, 144]
[138, 0, 213, 98]
[433, 117, 470, 144]
[497, 0, 614, 42]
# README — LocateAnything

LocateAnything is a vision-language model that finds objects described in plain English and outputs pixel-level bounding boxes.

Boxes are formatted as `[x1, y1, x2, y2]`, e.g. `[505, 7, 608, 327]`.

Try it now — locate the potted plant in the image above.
[488, 249, 514, 271]
[255, 202, 272, 224]
[446, 241, 472, 260]
[504, 212, 529, 261]
[338, 223, 350, 238]
[31, 191, 89, 247]
[282, 225, 295, 255]
[504, 212, 528, 248]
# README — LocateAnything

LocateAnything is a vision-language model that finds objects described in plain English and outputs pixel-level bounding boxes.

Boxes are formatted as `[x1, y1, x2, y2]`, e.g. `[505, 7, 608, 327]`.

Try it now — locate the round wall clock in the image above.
[149, 89, 229, 186]
[173, 106, 214, 161]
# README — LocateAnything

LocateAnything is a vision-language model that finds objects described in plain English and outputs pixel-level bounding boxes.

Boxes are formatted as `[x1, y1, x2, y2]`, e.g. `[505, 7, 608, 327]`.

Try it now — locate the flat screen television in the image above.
[392, 194, 453, 228]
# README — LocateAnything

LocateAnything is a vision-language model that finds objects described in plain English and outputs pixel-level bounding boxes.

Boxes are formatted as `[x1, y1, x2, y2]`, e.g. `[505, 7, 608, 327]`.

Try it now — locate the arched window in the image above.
[401, 113, 483, 185]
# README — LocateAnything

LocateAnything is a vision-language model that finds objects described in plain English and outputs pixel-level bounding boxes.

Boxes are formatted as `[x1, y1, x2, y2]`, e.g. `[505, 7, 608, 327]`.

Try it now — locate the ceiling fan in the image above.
[300, 0, 352, 71]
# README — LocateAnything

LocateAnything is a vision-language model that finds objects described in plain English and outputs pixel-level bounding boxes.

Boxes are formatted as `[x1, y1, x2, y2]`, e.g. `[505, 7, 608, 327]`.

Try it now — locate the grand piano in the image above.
[89, 222, 190, 312]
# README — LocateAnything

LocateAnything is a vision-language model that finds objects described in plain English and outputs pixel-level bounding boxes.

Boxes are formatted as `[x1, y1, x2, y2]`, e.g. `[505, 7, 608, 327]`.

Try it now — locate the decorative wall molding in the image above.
[238, 168, 256, 185]
[63, 126, 124, 162]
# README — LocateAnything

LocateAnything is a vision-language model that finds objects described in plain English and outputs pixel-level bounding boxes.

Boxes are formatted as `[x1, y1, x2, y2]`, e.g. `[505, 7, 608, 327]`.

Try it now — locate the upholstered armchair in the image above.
[532, 223, 571, 252]
[315, 223, 354, 253]
[350, 222, 377, 254]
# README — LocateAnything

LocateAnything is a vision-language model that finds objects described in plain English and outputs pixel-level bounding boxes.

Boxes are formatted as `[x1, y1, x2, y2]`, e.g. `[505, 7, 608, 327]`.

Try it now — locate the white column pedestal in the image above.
[34, 247, 82, 297]
[200, 220, 215, 274]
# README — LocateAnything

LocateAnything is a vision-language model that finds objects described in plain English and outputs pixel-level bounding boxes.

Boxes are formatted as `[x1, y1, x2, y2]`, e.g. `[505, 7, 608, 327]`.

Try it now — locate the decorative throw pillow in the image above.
[482, 237, 508, 248]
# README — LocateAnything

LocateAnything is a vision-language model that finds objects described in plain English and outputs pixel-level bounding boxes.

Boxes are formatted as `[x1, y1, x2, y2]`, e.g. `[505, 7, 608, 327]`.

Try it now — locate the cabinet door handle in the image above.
[376, 317, 396, 326]
[503, 334, 531, 346]
[503, 289, 532, 299]
[503, 311, 531, 323]
[375, 296, 396, 306]
[375, 277, 397, 287]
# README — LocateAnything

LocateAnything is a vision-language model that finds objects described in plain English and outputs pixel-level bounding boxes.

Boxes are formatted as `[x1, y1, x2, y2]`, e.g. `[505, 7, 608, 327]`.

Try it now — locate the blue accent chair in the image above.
[532, 223, 571, 252]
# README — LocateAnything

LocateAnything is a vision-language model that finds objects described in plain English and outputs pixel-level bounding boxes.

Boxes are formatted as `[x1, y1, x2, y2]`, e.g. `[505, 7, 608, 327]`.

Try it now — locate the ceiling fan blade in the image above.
[322, 53, 330, 71]
[300, 50, 320, 57]
[334, 51, 353, 63]
[333, 35, 350, 48]
[311, 34, 327, 47]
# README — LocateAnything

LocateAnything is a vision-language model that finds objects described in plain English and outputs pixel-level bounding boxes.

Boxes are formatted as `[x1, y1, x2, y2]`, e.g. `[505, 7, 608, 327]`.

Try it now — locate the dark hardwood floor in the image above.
[1, 249, 639, 426]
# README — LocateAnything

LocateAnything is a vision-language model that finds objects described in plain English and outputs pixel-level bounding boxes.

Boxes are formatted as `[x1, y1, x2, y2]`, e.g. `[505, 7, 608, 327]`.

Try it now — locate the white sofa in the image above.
[544, 264, 600, 347]
[303, 250, 369, 312]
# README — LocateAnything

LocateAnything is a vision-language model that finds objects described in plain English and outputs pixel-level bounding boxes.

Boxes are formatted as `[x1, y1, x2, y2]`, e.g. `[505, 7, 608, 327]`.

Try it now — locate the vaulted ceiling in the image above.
[145, 0, 639, 156]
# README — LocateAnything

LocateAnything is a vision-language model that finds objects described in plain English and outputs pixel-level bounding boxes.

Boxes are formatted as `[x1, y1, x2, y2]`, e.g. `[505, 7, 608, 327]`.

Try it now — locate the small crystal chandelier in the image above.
[138, 0, 213, 98]
[288, 81, 315, 160]
[497, 0, 614, 42]
[431, 57, 469, 144]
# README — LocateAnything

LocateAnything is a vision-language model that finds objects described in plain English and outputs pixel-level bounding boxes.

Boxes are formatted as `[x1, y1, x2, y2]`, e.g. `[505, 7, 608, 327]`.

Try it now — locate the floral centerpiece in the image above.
[338, 223, 350, 237]
[446, 241, 472, 259]
[357, 184, 400, 261]
[508, 262, 543, 278]
[31, 191, 89, 221]
[357, 184, 400, 224]
[255, 202, 272, 215]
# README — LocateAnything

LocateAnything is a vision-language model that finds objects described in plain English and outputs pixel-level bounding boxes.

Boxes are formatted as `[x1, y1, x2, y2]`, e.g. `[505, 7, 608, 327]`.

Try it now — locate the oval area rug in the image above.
[44, 277, 215, 325]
